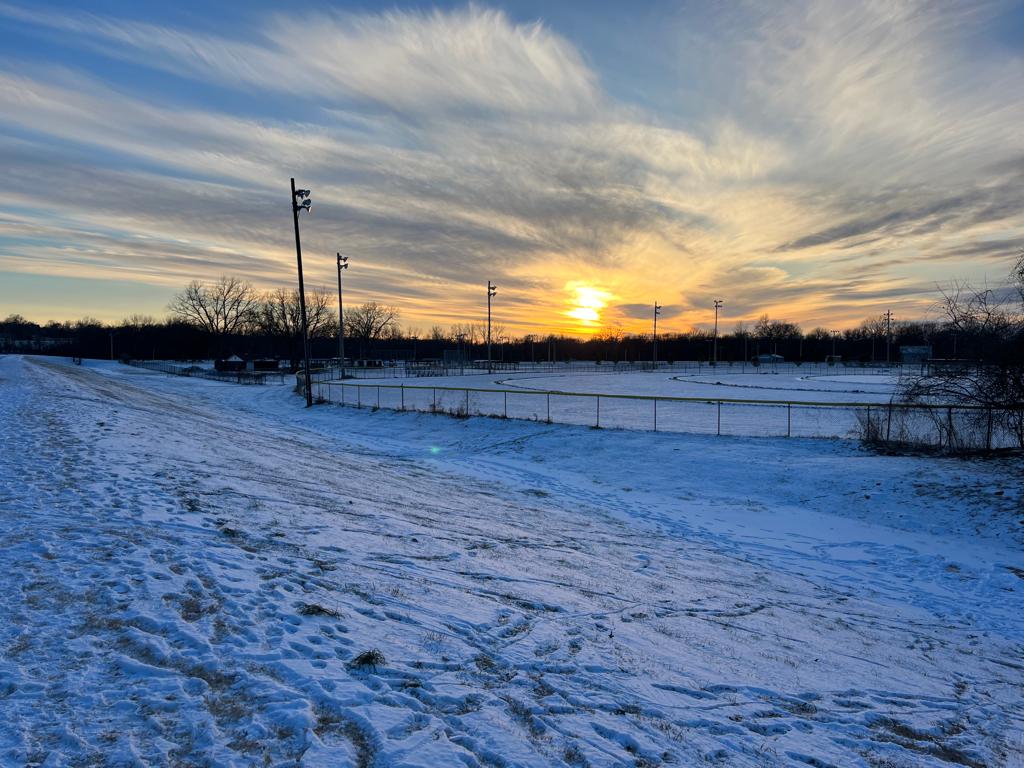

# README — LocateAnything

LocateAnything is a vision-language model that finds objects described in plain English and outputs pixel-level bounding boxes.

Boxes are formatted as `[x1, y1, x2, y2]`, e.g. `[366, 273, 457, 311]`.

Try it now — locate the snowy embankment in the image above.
[1, 355, 1021, 767]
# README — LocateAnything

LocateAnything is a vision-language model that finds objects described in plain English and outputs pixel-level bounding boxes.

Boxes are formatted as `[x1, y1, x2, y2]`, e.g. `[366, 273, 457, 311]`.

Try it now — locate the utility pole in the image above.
[336, 253, 348, 375]
[653, 302, 662, 367]
[884, 309, 893, 366]
[713, 299, 723, 365]
[487, 281, 496, 374]
[290, 178, 313, 407]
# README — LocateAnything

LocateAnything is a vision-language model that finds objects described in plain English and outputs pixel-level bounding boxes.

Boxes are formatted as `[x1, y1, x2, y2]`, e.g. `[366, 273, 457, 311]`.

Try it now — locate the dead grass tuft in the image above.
[347, 649, 386, 670]
[297, 602, 341, 618]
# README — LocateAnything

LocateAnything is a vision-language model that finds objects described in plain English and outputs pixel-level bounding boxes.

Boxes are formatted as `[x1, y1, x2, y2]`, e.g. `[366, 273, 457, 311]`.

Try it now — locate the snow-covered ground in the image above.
[1, 355, 1022, 767]
[314, 368, 919, 439]
[341, 367, 904, 404]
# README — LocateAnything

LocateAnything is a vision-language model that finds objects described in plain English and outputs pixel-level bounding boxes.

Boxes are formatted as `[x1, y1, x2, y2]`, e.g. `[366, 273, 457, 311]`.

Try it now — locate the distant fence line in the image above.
[125, 360, 289, 385]
[125, 358, 905, 385]
[309, 359, 908, 381]
[310, 379, 1021, 450]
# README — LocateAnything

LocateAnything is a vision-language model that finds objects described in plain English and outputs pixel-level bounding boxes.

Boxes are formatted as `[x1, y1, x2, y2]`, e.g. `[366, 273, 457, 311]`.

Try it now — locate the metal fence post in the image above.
[986, 406, 993, 451]
[547, 393, 551, 423]
[433, 388, 436, 411]
[401, 384, 405, 411]
[357, 386, 361, 408]
[596, 395, 601, 428]
[717, 400, 721, 436]
[787, 403, 791, 437]
[377, 386, 381, 409]
[504, 391, 508, 419]
[465, 388, 470, 415]
[653, 398, 657, 432]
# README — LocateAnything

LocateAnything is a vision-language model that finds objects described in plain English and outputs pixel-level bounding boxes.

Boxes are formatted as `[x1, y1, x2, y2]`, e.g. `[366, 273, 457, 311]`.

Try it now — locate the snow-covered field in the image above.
[341, 366, 904, 403]
[314, 368, 917, 439]
[2, 355, 1022, 767]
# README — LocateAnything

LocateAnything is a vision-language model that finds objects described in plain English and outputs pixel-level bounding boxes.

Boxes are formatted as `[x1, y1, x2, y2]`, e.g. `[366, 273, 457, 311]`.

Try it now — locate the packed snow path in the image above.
[0, 356, 1021, 767]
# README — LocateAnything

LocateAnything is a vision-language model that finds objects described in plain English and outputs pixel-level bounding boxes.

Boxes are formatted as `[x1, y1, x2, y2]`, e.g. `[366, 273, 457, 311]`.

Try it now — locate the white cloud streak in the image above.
[0, 1, 1022, 330]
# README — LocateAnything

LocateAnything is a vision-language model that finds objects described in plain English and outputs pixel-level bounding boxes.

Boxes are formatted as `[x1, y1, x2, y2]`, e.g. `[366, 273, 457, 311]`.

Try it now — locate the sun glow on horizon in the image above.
[564, 283, 613, 330]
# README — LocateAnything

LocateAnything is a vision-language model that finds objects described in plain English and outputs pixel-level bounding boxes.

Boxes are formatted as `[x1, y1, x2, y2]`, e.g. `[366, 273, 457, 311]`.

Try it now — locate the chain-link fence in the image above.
[309, 360, 907, 381]
[310, 379, 1020, 449]
[126, 360, 289, 384]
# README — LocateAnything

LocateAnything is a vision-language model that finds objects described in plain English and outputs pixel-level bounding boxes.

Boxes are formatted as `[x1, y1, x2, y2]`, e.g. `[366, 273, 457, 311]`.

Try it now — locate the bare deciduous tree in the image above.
[256, 288, 336, 340]
[169, 277, 258, 337]
[936, 281, 1018, 342]
[753, 315, 801, 357]
[891, 258, 1024, 450]
[121, 314, 158, 329]
[449, 323, 480, 344]
[1014, 249, 1024, 304]
[343, 302, 400, 357]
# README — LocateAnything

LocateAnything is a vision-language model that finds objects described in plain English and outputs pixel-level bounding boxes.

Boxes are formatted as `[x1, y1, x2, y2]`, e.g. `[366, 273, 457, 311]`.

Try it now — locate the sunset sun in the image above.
[565, 284, 613, 328]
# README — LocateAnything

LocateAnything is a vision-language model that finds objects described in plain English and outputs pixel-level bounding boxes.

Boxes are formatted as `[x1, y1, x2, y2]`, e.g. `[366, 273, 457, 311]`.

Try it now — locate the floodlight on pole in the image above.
[655, 303, 663, 370]
[336, 253, 348, 375]
[487, 281, 497, 374]
[290, 177, 314, 408]
[713, 299, 723, 365]
[884, 309, 893, 366]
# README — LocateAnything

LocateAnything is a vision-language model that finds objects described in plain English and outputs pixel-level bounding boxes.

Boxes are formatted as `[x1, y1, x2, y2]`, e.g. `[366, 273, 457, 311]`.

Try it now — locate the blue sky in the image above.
[1, 0, 1022, 334]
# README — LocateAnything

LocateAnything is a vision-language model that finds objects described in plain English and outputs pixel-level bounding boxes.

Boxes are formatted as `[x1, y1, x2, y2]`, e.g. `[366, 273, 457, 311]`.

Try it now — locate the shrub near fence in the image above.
[861, 402, 1023, 452]
[310, 379, 1020, 447]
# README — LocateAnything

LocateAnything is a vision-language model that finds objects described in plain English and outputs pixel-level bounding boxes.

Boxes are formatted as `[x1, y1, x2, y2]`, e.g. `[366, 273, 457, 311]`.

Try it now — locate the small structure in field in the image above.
[215, 355, 245, 372]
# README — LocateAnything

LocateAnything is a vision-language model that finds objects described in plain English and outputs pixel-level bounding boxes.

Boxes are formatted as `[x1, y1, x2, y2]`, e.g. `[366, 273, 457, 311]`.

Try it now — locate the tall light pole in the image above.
[831, 330, 840, 360]
[290, 178, 313, 408]
[884, 309, 893, 365]
[713, 299, 723, 365]
[336, 253, 348, 374]
[487, 281, 497, 373]
[653, 302, 662, 367]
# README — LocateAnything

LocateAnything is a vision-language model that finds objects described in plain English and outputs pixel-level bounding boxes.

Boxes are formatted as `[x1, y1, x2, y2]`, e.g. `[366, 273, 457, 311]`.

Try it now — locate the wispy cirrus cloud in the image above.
[0, 1, 1022, 332]
[0, 3, 601, 116]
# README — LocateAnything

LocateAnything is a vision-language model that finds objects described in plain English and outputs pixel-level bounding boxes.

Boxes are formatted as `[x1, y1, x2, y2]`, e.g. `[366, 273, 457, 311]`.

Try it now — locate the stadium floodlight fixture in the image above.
[713, 299, 723, 364]
[487, 281, 497, 373]
[290, 177, 314, 407]
[336, 253, 349, 371]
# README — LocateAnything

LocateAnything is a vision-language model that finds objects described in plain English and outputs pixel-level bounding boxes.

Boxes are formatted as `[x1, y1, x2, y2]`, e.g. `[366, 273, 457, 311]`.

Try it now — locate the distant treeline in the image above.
[2, 272, 1021, 367]
[0, 311, 991, 367]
